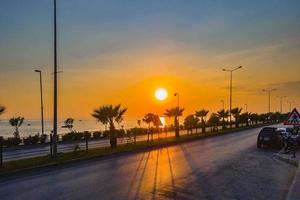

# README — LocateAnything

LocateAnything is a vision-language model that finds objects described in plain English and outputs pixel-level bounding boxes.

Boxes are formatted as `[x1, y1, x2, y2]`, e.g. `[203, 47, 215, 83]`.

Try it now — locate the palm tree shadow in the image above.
[126, 152, 146, 198]
[133, 151, 151, 200]
[151, 150, 159, 200]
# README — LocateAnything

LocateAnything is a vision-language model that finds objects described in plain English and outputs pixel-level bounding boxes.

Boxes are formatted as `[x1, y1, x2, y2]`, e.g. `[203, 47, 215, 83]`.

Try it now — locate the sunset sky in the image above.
[0, 0, 300, 121]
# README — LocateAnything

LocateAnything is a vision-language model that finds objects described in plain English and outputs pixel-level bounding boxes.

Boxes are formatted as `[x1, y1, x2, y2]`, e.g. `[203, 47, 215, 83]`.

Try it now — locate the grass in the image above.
[0, 123, 272, 175]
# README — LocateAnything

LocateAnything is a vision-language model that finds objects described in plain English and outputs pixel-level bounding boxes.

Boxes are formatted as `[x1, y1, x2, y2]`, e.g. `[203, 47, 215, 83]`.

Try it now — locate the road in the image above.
[0, 125, 296, 200]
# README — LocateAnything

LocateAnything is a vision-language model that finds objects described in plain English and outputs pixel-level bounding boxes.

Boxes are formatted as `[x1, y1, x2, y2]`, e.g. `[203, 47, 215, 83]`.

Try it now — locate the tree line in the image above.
[0, 104, 288, 148]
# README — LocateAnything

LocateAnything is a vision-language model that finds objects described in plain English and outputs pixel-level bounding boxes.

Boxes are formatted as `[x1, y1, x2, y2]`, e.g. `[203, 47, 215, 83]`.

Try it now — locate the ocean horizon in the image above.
[0, 118, 142, 138]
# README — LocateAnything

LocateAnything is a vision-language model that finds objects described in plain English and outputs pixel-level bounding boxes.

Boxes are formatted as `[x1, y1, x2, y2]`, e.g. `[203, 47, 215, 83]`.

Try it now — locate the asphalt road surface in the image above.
[0, 125, 296, 200]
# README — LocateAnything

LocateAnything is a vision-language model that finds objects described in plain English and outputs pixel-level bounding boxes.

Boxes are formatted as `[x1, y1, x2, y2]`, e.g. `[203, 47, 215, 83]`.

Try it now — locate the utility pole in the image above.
[276, 96, 286, 113]
[222, 66, 243, 128]
[53, 0, 58, 157]
[34, 70, 44, 135]
[262, 88, 276, 113]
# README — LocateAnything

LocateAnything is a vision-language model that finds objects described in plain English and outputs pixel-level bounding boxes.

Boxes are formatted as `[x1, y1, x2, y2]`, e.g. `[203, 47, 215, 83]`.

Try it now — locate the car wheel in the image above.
[257, 140, 262, 148]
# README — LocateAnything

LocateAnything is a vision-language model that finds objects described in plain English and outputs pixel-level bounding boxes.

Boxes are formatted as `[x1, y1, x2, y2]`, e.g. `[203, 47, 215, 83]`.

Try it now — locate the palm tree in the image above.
[152, 115, 162, 139]
[217, 109, 229, 130]
[92, 104, 127, 148]
[195, 109, 209, 133]
[143, 113, 158, 142]
[231, 107, 243, 128]
[249, 113, 259, 125]
[62, 118, 75, 132]
[208, 113, 220, 132]
[0, 105, 5, 116]
[184, 114, 199, 134]
[9, 117, 24, 138]
[165, 107, 184, 137]
[239, 112, 250, 126]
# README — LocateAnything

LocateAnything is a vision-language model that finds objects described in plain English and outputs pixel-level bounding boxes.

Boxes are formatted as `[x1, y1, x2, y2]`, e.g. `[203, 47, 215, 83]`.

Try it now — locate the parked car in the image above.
[257, 127, 283, 149]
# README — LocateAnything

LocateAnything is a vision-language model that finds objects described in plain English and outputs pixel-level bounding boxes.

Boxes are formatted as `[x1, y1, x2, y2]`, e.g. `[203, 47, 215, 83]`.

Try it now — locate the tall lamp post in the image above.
[262, 88, 276, 113]
[222, 66, 243, 128]
[34, 70, 44, 135]
[276, 96, 286, 113]
[53, 0, 58, 157]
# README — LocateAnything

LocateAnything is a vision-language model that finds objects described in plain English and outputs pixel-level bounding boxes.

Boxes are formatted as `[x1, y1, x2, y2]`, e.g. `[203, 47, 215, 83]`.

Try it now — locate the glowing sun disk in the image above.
[155, 88, 168, 101]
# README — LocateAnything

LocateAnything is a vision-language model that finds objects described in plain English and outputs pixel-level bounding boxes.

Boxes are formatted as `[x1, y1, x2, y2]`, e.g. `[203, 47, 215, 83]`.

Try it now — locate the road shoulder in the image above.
[273, 151, 300, 200]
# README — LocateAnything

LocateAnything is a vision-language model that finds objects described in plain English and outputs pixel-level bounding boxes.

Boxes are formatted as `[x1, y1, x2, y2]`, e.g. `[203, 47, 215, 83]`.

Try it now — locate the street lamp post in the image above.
[276, 96, 286, 113]
[245, 104, 248, 113]
[34, 70, 44, 135]
[53, 0, 58, 157]
[262, 88, 276, 113]
[222, 66, 242, 128]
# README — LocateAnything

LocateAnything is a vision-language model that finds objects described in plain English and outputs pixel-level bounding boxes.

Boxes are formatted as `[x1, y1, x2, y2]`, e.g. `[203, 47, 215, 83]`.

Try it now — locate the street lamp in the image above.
[53, 0, 58, 157]
[276, 96, 286, 113]
[222, 66, 243, 128]
[34, 69, 44, 135]
[262, 88, 277, 113]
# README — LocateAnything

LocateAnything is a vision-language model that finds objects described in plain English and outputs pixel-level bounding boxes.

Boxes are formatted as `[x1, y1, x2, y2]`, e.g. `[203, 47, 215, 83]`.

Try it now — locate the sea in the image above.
[0, 119, 141, 138]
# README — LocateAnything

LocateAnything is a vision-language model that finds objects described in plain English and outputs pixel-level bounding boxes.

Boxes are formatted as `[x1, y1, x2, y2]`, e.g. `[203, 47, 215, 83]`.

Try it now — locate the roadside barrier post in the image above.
[50, 134, 53, 159]
[85, 137, 88, 153]
[0, 136, 3, 167]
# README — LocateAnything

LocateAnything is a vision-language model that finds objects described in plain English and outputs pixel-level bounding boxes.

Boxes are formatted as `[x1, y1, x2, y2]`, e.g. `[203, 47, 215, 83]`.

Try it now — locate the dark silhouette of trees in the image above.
[63, 118, 75, 132]
[143, 113, 160, 141]
[195, 109, 209, 133]
[208, 113, 220, 131]
[92, 104, 127, 148]
[231, 107, 243, 128]
[165, 107, 184, 137]
[9, 117, 24, 138]
[0, 105, 5, 116]
[217, 109, 229, 130]
[184, 114, 199, 134]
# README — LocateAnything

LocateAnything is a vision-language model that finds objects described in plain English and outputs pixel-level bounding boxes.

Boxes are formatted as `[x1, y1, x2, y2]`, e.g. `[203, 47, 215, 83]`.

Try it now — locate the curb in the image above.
[273, 153, 299, 167]
[273, 153, 300, 200]
[287, 167, 300, 200]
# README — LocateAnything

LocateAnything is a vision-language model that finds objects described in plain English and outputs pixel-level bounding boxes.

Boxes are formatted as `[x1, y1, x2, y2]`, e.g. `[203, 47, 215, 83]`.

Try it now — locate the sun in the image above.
[155, 88, 168, 101]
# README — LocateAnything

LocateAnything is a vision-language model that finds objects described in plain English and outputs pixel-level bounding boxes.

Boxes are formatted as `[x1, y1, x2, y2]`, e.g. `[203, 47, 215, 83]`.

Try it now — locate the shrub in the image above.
[40, 134, 47, 144]
[23, 134, 40, 145]
[62, 132, 84, 141]
[4, 137, 22, 147]
[93, 131, 102, 139]
[84, 131, 91, 140]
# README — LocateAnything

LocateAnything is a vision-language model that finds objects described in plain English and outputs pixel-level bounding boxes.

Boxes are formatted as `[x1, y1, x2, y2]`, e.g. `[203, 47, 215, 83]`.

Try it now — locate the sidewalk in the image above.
[273, 151, 300, 200]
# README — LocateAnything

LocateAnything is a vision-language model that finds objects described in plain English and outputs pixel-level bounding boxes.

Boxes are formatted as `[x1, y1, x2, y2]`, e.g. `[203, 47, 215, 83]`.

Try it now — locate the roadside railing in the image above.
[0, 121, 275, 166]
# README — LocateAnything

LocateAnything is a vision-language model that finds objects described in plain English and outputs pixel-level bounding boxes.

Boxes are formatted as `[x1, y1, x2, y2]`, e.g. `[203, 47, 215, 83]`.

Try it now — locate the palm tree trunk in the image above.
[175, 117, 180, 137]
[201, 118, 205, 133]
[109, 122, 117, 148]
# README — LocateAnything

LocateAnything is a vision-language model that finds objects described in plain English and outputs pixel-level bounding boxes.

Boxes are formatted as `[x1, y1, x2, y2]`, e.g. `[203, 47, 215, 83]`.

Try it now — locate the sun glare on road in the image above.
[155, 88, 168, 101]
